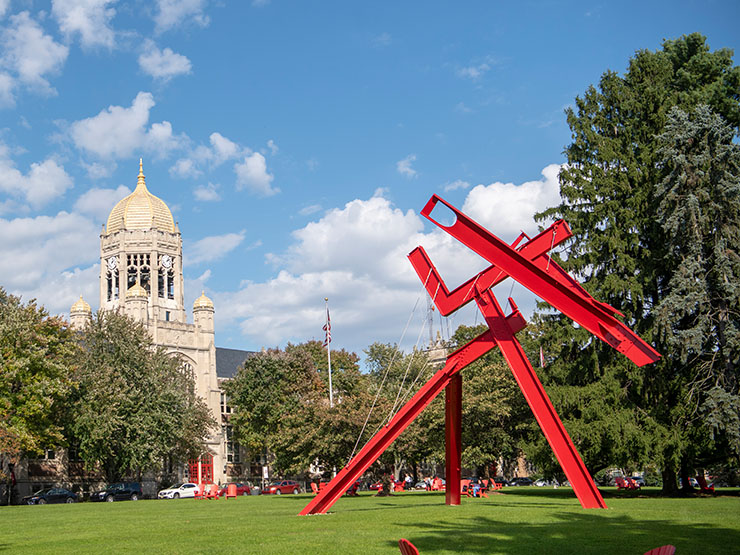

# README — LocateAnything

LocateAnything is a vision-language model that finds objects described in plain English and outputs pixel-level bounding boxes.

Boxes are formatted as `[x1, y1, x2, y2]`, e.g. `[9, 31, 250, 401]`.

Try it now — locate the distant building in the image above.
[14, 161, 255, 499]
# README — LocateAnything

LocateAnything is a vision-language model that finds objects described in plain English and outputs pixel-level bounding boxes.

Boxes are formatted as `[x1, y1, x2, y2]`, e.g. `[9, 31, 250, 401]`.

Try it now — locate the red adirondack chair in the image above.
[398, 538, 420, 555]
[206, 484, 219, 499]
[644, 545, 675, 555]
[193, 485, 203, 500]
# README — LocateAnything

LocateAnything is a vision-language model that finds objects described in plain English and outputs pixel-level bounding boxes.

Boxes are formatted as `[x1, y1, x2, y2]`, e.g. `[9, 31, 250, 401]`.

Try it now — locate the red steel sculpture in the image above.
[300, 195, 660, 515]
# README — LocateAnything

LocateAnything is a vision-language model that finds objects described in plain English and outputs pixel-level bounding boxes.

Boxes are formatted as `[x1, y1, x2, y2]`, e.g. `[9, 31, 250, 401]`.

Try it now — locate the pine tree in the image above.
[534, 34, 740, 492]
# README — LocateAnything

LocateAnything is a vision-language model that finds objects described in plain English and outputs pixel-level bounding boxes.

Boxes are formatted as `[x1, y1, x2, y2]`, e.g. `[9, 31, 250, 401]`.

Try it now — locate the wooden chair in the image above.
[460, 479, 471, 495]
[489, 479, 503, 491]
[644, 545, 675, 555]
[206, 484, 219, 500]
[398, 538, 420, 555]
[225, 483, 237, 500]
[394, 481, 405, 492]
[310, 482, 320, 494]
[193, 485, 203, 500]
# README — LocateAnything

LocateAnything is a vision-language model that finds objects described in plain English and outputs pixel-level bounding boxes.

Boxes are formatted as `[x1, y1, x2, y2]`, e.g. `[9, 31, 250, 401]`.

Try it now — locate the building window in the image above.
[165, 311, 170, 321]
[224, 426, 240, 464]
[220, 392, 232, 414]
[180, 362, 195, 396]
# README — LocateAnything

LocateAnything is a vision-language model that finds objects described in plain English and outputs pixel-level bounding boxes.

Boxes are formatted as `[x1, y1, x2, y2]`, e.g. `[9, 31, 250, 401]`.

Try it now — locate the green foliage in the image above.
[534, 33, 740, 491]
[71, 311, 214, 482]
[0, 288, 76, 498]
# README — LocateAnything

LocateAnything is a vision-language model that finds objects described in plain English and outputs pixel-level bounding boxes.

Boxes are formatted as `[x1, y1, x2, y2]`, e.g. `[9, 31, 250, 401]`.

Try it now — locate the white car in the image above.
[157, 483, 198, 499]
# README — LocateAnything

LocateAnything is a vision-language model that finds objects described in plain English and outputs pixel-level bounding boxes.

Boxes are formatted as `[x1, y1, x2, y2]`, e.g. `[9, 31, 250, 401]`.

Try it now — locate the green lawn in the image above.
[1, 488, 738, 554]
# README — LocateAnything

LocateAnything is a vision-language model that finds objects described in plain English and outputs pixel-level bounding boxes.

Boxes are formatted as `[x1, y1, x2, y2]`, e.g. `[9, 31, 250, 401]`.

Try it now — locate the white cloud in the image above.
[235, 152, 278, 196]
[186, 230, 246, 265]
[74, 185, 130, 223]
[0, 71, 13, 107]
[211, 166, 564, 354]
[457, 63, 490, 80]
[397, 154, 417, 178]
[443, 179, 471, 192]
[0, 212, 100, 314]
[0, 148, 74, 208]
[154, 0, 209, 33]
[267, 139, 278, 155]
[52, 0, 117, 49]
[70, 91, 187, 159]
[0, 11, 68, 95]
[193, 182, 220, 201]
[209, 132, 241, 164]
[461, 163, 563, 242]
[299, 204, 321, 216]
[0, 0, 9, 18]
[169, 157, 201, 178]
[138, 39, 192, 81]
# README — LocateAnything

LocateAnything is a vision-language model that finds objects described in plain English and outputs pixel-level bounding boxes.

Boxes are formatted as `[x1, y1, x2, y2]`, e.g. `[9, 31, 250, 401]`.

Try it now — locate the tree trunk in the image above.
[661, 465, 679, 495]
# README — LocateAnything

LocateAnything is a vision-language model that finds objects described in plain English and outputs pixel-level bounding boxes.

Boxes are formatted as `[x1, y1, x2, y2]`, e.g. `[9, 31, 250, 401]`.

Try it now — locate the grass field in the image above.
[1, 488, 738, 554]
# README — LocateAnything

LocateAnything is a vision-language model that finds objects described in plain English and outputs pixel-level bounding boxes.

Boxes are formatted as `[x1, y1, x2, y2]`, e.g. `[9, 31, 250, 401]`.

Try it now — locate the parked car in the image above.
[509, 477, 534, 486]
[22, 487, 77, 505]
[157, 482, 198, 499]
[90, 482, 142, 502]
[218, 482, 251, 496]
[534, 479, 551, 487]
[262, 480, 301, 495]
[414, 481, 429, 490]
[631, 476, 646, 487]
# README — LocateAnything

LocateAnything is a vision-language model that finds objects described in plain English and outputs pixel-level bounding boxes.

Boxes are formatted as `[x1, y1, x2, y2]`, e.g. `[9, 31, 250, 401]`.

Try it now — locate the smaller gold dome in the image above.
[193, 291, 214, 309]
[126, 284, 148, 298]
[70, 295, 91, 313]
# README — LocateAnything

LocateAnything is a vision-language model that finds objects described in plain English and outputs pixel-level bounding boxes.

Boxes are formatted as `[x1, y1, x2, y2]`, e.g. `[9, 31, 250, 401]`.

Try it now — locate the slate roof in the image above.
[216, 347, 256, 379]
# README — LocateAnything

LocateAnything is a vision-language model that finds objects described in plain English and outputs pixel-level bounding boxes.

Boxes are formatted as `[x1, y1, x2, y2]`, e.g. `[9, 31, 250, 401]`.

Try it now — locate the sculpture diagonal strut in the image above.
[300, 195, 660, 516]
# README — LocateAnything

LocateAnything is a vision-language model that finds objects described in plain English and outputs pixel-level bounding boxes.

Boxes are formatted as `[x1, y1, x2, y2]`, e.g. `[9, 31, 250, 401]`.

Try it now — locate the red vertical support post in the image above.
[445, 373, 462, 505]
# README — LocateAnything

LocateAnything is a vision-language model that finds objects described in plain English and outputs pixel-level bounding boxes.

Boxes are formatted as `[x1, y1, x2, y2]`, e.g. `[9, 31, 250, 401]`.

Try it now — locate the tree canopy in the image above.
[535, 33, 740, 491]
[71, 310, 214, 482]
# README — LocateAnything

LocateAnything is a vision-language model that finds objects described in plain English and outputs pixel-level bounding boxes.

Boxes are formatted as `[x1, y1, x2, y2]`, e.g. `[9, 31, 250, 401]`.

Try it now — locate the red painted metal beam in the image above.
[299, 312, 527, 516]
[408, 219, 573, 316]
[445, 374, 462, 505]
[420, 195, 660, 367]
[476, 289, 607, 509]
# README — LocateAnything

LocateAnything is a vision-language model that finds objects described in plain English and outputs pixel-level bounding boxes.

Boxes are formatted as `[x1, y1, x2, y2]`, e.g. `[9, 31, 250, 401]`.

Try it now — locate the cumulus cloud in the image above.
[461, 163, 563, 241]
[193, 182, 220, 201]
[0, 146, 74, 208]
[186, 230, 246, 265]
[69, 91, 187, 159]
[74, 185, 131, 223]
[0, 212, 100, 314]
[52, 0, 117, 49]
[171, 132, 243, 177]
[235, 152, 277, 196]
[154, 0, 209, 33]
[138, 40, 192, 81]
[0, 11, 68, 96]
[0, 0, 9, 18]
[211, 166, 564, 354]
[397, 154, 417, 178]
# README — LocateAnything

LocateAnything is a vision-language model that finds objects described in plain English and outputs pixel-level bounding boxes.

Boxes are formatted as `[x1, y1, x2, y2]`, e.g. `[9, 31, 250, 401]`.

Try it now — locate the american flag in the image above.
[323, 307, 331, 347]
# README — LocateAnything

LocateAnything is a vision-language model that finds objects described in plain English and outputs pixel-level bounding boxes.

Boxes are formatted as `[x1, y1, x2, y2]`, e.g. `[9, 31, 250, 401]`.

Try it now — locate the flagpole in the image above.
[325, 297, 333, 408]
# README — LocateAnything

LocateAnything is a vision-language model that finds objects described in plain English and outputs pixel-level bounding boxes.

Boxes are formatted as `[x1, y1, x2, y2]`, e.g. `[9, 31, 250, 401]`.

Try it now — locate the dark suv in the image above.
[90, 482, 143, 502]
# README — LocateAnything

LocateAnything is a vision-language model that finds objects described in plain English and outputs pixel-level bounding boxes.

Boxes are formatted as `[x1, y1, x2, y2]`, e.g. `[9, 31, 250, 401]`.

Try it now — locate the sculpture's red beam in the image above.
[299, 316, 524, 516]
[477, 290, 607, 509]
[420, 195, 660, 367]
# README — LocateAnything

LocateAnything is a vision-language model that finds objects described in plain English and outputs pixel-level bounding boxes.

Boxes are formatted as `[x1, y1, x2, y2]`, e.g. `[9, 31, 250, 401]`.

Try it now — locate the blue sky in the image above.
[1, 1, 738, 358]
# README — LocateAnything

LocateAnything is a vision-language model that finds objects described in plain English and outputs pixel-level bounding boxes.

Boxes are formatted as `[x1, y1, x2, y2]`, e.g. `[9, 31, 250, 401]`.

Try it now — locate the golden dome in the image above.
[193, 291, 214, 310]
[106, 160, 175, 234]
[70, 295, 91, 313]
[126, 284, 148, 298]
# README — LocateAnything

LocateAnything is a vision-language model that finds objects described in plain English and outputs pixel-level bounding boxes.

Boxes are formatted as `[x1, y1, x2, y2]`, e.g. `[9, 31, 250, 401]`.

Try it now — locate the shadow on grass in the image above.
[387, 504, 740, 555]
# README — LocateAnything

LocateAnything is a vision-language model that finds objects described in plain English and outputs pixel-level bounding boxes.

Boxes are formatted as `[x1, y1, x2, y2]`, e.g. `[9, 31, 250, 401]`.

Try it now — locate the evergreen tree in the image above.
[655, 104, 740, 470]
[535, 34, 740, 492]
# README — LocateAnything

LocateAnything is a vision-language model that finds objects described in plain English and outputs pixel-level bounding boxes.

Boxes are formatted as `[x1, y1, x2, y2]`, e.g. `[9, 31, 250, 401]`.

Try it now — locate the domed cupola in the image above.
[105, 159, 175, 234]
